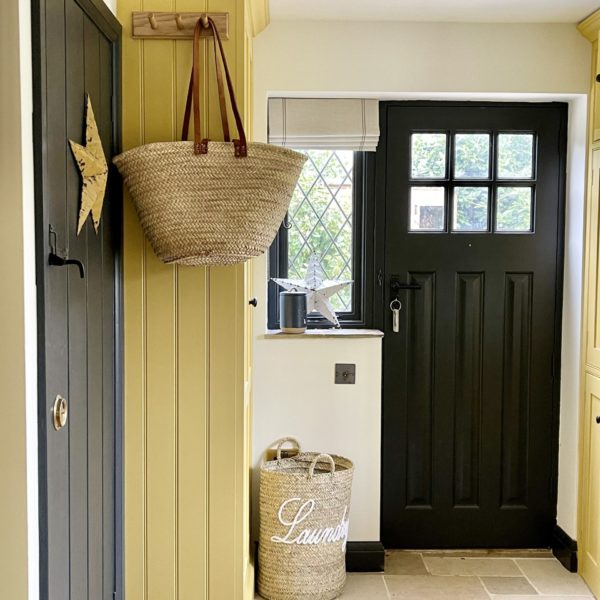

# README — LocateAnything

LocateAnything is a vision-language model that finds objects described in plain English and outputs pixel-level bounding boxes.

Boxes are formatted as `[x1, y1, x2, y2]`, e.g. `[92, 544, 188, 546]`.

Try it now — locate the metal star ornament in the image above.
[272, 253, 353, 328]
[69, 95, 108, 234]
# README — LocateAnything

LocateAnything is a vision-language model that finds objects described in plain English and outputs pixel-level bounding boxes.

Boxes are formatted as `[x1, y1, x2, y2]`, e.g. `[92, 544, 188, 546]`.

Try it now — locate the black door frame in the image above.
[31, 0, 123, 596]
[374, 100, 566, 547]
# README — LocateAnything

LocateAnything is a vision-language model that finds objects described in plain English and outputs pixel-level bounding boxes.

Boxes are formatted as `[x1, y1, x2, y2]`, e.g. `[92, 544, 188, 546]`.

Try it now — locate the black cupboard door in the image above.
[380, 102, 566, 548]
[33, 0, 121, 597]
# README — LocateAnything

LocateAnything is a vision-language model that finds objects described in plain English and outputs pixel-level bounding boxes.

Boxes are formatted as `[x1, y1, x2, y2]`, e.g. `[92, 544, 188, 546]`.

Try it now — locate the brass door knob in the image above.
[52, 395, 68, 431]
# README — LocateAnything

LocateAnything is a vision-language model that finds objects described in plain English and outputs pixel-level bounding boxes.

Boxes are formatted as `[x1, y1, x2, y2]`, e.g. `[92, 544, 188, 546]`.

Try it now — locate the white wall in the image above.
[252, 19, 590, 543]
[252, 333, 383, 541]
[103, 0, 116, 14]
[557, 98, 587, 538]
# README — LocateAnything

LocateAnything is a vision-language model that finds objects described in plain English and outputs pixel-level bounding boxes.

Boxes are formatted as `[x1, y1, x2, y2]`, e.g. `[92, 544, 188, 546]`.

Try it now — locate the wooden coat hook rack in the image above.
[132, 11, 229, 39]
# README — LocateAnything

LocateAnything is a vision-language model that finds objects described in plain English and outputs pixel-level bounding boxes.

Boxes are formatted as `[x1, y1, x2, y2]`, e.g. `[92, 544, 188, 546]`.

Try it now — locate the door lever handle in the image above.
[47, 224, 85, 279]
[49, 252, 85, 279]
[390, 278, 422, 292]
[392, 283, 421, 290]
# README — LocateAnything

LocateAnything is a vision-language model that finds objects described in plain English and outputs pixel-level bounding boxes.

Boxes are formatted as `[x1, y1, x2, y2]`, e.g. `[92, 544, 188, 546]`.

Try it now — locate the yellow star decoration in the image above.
[69, 95, 108, 234]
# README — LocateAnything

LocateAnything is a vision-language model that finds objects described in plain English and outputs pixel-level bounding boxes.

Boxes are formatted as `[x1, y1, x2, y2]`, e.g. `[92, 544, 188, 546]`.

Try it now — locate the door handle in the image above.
[389, 278, 421, 334]
[48, 224, 85, 278]
[52, 395, 68, 430]
[390, 277, 422, 293]
[49, 252, 85, 279]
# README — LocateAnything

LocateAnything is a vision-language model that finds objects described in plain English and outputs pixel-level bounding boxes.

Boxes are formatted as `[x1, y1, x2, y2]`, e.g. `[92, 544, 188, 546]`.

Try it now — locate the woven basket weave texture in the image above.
[258, 451, 354, 600]
[113, 141, 306, 265]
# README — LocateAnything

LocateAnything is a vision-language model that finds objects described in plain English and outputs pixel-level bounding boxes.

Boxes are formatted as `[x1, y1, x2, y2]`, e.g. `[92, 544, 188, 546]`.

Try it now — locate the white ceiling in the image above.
[269, 0, 599, 23]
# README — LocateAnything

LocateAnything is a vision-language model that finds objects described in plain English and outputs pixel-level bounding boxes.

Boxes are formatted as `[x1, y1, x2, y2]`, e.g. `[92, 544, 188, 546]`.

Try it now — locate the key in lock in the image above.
[390, 298, 402, 333]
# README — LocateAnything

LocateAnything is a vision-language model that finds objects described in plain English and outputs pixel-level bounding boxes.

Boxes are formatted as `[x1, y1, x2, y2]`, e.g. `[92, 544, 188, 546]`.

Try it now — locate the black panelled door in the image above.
[380, 102, 566, 548]
[33, 0, 121, 597]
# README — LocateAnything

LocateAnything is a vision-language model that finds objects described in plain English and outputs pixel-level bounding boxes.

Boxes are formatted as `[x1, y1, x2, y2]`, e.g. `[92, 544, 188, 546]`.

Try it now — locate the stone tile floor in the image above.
[256, 550, 597, 599]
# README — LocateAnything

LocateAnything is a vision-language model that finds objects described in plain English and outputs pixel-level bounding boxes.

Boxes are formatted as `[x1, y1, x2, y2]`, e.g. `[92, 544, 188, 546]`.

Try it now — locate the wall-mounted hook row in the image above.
[132, 12, 229, 40]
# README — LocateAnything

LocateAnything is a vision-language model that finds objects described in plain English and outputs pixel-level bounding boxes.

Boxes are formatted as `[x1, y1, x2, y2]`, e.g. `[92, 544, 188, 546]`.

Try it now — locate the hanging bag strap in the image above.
[181, 16, 247, 157]
[212, 33, 230, 142]
[181, 18, 229, 143]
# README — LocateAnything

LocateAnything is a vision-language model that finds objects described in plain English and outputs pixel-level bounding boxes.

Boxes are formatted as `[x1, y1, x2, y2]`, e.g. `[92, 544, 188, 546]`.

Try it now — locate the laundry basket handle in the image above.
[273, 437, 301, 462]
[308, 453, 336, 478]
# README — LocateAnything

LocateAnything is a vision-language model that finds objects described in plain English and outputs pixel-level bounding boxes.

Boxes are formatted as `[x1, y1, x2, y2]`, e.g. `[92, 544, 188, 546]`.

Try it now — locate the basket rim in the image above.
[113, 140, 307, 162]
[260, 452, 354, 477]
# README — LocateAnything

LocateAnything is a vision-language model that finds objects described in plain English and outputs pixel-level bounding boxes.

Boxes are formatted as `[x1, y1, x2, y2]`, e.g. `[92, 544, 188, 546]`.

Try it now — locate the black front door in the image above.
[33, 0, 121, 597]
[380, 102, 566, 548]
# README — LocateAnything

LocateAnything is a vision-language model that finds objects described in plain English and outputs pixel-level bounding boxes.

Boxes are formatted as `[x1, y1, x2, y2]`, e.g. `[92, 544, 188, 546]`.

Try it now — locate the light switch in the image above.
[335, 363, 356, 384]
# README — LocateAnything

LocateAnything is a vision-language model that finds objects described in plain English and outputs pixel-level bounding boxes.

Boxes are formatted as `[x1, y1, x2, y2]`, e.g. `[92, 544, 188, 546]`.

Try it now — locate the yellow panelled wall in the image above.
[579, 11, 600, 598]
[118, 1, 266, 598]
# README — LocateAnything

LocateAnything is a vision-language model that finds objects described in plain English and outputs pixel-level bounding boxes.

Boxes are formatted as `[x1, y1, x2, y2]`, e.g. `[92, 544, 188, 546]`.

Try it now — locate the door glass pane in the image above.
[453, 187, 489, 232]
[497, 133, 534, 179]
[454, 133, 490, 179]
[496, 187, 533, 232]
[411, 133, 446, 179]
[410, 187, 445, 231]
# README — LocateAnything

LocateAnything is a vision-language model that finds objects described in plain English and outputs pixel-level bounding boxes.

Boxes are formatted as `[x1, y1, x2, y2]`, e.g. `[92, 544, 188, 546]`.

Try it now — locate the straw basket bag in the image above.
[258, 438, 354, 600]
[113, 17, 306, 266]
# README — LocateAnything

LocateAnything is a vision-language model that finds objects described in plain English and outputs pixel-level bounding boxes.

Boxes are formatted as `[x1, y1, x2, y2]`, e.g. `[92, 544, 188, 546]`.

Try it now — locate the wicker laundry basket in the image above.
[258, 438, 354, 600]
[113, 17, 305, 266]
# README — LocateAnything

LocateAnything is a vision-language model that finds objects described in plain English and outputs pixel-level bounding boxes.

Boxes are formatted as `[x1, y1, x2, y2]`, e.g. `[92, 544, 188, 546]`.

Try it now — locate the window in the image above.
[408, 131, 536, 234]
[268, 149, 370, 329]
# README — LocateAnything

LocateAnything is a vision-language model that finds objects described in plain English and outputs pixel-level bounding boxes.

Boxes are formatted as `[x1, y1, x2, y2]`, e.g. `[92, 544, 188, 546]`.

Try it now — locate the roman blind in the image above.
[268, 98, 380, 152]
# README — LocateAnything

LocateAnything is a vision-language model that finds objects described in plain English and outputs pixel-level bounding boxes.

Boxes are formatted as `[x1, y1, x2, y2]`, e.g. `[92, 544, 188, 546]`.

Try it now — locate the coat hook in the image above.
[175, 14, 185, 30]
[200, 13, 209, 28]
[148, 12, 158, 30]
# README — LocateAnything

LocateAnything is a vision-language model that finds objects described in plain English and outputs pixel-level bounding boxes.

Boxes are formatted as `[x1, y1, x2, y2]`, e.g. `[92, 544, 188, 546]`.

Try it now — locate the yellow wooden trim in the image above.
[579, 372, 600, 594]
[120, 0, 254, 597]
[577, 32, 595, 555]
[578, 151, 597, 552]
[578, 28, 600, 596]
[578, 9, 600, 42]
[246, 0, 270, 37]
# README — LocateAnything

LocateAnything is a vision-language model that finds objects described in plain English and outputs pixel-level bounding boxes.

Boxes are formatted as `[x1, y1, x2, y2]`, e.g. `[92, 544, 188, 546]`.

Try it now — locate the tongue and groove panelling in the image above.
[118, 1, 260, 597]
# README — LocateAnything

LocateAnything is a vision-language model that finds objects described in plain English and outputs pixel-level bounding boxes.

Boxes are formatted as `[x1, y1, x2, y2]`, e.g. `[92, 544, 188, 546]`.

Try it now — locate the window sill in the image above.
[263, 329, 384, 339]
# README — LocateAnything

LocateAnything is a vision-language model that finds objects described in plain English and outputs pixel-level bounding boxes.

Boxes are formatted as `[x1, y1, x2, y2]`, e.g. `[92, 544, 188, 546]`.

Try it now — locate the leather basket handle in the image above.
[181, 17, 247, 157]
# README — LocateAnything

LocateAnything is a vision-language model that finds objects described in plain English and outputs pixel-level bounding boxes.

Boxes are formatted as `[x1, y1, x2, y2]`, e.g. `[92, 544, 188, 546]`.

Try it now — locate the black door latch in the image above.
[48, 225, 85, 279]
[390, 276, 422, 292]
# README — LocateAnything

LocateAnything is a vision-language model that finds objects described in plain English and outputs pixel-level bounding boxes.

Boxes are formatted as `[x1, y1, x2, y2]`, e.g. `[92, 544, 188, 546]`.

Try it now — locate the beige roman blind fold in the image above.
[268, 98, 380, 151]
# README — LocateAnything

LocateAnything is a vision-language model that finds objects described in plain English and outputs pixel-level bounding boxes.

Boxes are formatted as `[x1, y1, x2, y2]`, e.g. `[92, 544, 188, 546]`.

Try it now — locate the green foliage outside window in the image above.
[283, 134, 534, 318]
[288, 150, 354, 311]
[411, 133, 446, 178]
[496, 188, 532, 231]
[411, 132, 534, 232]
[454, 134, 489, 179]
[498, 134, 534, 178]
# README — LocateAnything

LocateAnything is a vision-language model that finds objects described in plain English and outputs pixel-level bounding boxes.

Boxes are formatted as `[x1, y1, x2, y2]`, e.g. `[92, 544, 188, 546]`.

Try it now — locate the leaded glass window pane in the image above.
[288, 150, 354, 312]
